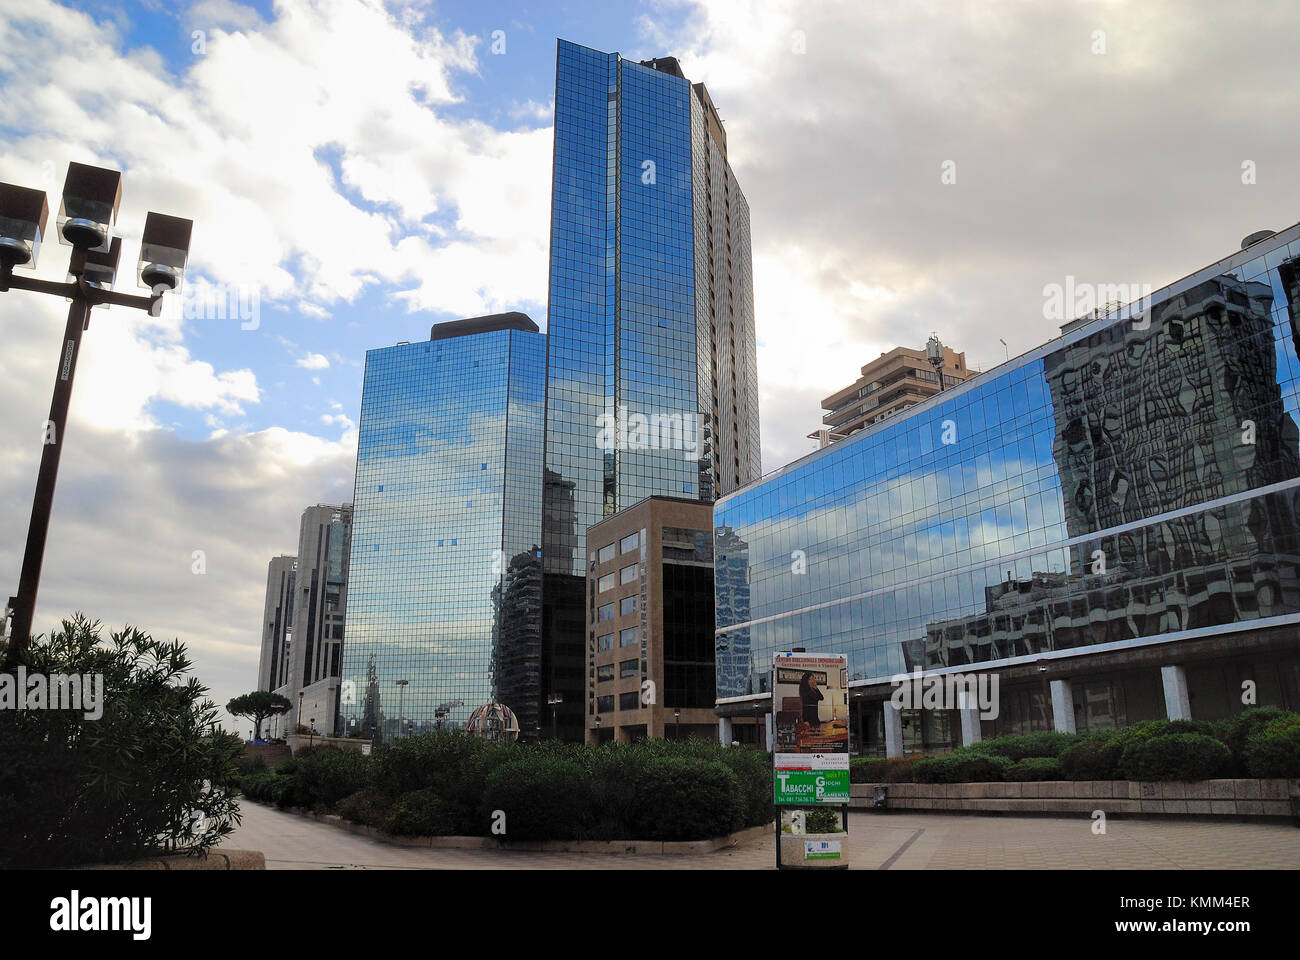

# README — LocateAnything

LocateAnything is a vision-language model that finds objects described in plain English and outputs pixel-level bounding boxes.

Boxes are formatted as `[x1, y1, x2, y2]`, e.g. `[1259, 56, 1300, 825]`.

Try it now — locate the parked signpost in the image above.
[773, 651, 851, 869]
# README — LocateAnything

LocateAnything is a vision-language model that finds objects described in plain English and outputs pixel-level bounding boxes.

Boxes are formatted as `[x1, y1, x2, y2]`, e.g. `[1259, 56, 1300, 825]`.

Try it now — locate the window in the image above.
[620, 627, 638, 647]
[598, 603, 615, 622]
[597, 664, 614, 682]
[620, 563, 638, 585]
[619, 691, 640, 711]
[620, 532, 639, 553]
[596, 695, 614, 713]
[619, 658, 639, 679]
[620, 596, 637, 616]
[598, 543, 616, 563]
[597, 573, 616, 593]
[597, 633, 614, 652]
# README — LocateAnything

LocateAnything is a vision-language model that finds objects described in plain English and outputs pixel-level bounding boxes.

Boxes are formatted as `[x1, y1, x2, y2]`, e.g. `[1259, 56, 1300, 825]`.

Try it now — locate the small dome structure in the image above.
[466, 702, 520, 742]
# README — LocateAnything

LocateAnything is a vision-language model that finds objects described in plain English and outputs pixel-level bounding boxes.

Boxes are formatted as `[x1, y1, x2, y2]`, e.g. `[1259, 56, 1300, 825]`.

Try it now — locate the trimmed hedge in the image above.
[337, 788, 391, 828]
[284, 746, 371, 809]
[627, 756, 745, 841]
[850, 755, 928, 783]
[239, 734, 771, 842]
[913, 750, 1011, 784]
[970, 731, 1079, 761]
[385, 789, 455, 836]
[1244, 714, 1300, 778]
[480, 756, 593, 841]
[1118, 733, 1231, 782]
[1006, 757, 1064, 781]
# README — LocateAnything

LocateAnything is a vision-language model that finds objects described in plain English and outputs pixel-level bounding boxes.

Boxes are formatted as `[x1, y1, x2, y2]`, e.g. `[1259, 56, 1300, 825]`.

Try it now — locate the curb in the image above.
[75, 849, 266, 870]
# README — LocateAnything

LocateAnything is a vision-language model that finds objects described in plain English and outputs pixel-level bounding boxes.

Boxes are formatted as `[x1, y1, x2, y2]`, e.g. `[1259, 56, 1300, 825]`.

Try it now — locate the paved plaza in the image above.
[222, 800, 1300, 870]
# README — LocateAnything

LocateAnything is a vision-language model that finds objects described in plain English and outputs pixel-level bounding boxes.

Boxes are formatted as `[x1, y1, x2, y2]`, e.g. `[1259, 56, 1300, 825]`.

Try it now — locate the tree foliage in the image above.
[0, 614, 243, 867]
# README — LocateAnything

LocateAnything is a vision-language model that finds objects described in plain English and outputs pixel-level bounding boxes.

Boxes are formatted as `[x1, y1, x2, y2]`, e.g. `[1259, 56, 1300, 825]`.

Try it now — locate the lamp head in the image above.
[81, 237, 123, 290]
[58, 163, 121, 252]
[0, 182, 50, 270]
[138, 211, 193, 293]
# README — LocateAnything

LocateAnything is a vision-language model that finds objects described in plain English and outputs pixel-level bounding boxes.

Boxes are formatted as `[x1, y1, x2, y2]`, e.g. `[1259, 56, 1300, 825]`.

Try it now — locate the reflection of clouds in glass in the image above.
[340, 329, 545, 735]
[715, 259, 1300, 695]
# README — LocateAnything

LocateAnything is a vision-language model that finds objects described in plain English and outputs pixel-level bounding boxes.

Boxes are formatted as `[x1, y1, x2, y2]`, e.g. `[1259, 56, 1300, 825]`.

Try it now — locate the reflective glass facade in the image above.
[542, 39, 760, 738]
[716, 227, 1300, 700]
[339, 326, 545, 740]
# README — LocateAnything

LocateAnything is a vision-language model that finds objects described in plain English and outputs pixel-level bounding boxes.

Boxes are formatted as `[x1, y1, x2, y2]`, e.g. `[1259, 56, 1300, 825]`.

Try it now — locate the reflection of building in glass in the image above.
[715, 225, 1300, 755]
[491, 546, 542, 737]
[339, 313, 545, 741]
[541, 40, 761, 739]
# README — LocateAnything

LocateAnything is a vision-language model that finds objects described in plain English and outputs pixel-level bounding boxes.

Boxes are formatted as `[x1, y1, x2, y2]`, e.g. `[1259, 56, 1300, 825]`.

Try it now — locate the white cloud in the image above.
[296, 352, 330, 370]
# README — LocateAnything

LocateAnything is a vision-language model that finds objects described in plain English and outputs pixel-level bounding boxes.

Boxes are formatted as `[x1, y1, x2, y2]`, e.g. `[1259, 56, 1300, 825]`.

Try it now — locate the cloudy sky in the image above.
[2, 0, 1298, 731]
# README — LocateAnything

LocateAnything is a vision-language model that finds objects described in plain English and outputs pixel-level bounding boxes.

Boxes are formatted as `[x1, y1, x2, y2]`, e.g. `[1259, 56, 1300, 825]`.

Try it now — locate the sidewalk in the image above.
[222, 800, 1300, 869]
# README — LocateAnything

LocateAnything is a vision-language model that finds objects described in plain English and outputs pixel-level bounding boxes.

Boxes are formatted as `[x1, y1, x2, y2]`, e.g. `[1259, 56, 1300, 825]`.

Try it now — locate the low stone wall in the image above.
[76, 850, 266, 870]
[850, 779, 1300, 817]
[297, 808, 772, 855]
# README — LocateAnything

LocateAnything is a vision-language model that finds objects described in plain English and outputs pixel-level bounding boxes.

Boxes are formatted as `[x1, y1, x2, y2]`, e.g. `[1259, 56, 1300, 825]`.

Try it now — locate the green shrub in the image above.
[384, 789, 454, 835]
[627, 756, 745, 841]
[284, 747, 370, 809]
[0, 615, 242, 868]
[1220, 708, 1294, 775]
[275, 756, 300, 777]
[481, 755, 593, 841]
[1118, 733, 1231, 781]
[711, 745, 772, 828]
[372, 732, 518, 834]
[1005, 757, 1064, 781]
[235, 753, 268, 777]
[850, 756, 923, 783]
[1059, 731, 1123, 780]
[1059, 720, 1216, 780]
[237, 771, 290, 805]
[972, 731, 1081, 761]
[1244, 714, 1300, 778]
[913, 750, 1010, 784]
[804, 808, 842, 833]
[338, 788, 391, 828]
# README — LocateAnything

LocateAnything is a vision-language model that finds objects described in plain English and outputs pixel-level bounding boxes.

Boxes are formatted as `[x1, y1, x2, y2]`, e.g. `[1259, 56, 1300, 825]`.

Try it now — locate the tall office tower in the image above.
[256, 554, 296, 693]
[285, 502, 353, 734]
[541, 40, 761, 739]
[339, 314, 546, 742]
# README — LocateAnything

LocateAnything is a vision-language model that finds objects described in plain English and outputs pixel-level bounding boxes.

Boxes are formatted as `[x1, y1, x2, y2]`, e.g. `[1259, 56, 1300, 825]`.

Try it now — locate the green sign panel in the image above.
[773, 769, 850, 804]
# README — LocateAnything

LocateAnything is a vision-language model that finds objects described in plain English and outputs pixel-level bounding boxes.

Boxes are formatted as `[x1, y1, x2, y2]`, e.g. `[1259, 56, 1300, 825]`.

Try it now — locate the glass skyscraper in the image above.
[542, 40, 761, 738]
[716, 226, 1300, 749]
[338, 314, 545, 740]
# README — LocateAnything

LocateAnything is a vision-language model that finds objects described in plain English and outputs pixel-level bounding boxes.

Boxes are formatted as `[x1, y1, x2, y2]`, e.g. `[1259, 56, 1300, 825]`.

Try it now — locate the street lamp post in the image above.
[0, 165, 191, 663]
[394, 679, 409, 737]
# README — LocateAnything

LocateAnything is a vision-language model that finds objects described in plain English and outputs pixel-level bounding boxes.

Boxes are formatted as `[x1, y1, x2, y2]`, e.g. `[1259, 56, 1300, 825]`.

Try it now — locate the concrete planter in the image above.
[779, 831, 849, 869]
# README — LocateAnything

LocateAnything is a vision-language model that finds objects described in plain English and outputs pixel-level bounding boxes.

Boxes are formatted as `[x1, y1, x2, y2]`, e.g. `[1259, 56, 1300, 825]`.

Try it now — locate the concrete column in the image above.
[718, 716, 732, 746]
[957, 691, 982, 746]
[764, 713, 774, 752]
[884, 701, 903, 758]
[1161, 664, 1192, 720]
[1050, 679, 1077, 734]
